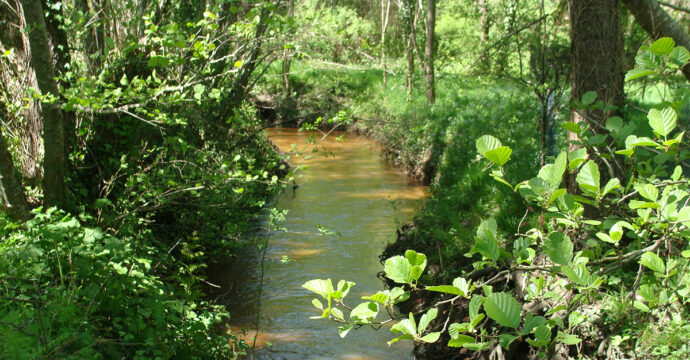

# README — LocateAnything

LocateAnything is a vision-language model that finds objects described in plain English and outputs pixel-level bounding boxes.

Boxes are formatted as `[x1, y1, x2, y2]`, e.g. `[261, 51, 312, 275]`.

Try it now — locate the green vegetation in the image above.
[2, 0, 690, 358]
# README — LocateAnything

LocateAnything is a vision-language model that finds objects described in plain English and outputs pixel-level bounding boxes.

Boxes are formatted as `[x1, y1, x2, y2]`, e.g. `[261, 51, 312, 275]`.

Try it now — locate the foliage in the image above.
[303, 38, 690, 358]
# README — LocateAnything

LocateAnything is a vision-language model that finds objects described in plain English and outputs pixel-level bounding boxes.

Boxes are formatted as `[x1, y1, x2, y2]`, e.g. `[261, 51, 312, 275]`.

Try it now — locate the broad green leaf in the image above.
[350, 302, 379, 323]
[557, 331, 581, 345]
[635, 183, 658, 201]
[596, 232, 618, 245]
[499, 334, 519, 348]
[568, 148, 588, 170]
[649, 37, 675, 55]
[543, 232, 573, 265]
[391, 313, 417, 336]
[425, 285, 464, 296]
[629, 200, 659, 209]
[636, 50, 661, 69]
[336, 280, 355, 298]
[483, 292, 521, 329]
[601, 178, 621, 197]
[581, 91, 597, 106]
[669, 46, 690, 66]
[576, 160, 600, 196]
[633, 300, 650, 312]
[384, 256, 412, 284]
[473, 218, 500, 260]
[522, 314, 547, 334]
[463, 342, 492, 351]
[561, 122, 580, 133]
[338, 323, 354, 338]
[405, 250, 427, 269]
[672, 166, 683, 181]
[147, 55, 169, 67]
[447, 334, 475, 347]
[303, 279, 333, 299]
[468, 295, 483, 324]
[331, 307, 344, 320]
[648, 107, 677, 137]
[605, 116, 624, 133]
[639, 252, 665, 274]
[476, 135, 502, 155]
[528, 325, 552, 347]
[538, 152, 567, 190]
[362, 292, 389, 304]
[420, 332, 441, 343]
[452, 277, 474, 297]
[449, 323, 469, 339]
[561, 264, 594, 286]
[484, 146, 512, 166]
[410, 265, 424, 282]
[387, 334, 414, 345]
[629, 136, 659, 147]
[312, 298, 323, 310]
[625, 68, 656, 81]
[418, 308, 438, 334]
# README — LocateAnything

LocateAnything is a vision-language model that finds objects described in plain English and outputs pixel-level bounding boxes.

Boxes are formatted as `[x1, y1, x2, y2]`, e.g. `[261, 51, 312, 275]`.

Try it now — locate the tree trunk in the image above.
[622, 0, 690, 81]
[282, 0, 295, 97]
[567, 0, 624, 190]
[21, 0, 66, 207]
[424, 0, 435, 104]
[381, 0, 391, 89]
[0, 128, 30, 221]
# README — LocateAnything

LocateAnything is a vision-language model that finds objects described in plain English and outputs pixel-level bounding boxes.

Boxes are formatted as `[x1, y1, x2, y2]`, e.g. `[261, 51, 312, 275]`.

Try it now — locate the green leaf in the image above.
[476, 135, 502, 155]
[448, 335, 476, 347]
[350, 302, 379, 323]
[568, 148, 587, 170]
[633, 300, 650, 312]
[362, 292, 389, 304]
[302, 279, 333, 299]
[452, 277, 474, 297]
[499, 334, 519, 348]
[410, 265, 424, 282]
[605, 116, 624, 133]
[581, 91, 597, 106]
[384, 256, 412, 284]
[338, 323, 354, 338]
[576, 160, 600, 196]
[528, 325, 552, 347]
[418, 308, 438, 334]
[484, 146, 512, 166]
[483, 292, 521, 329]
[561, 264, 594, 286]
[387, 334, 414, 345]
[405, 250, 427, 269]
[636, 50, 661, 69]
[669, 46, 690, 66]
[635, 183, 658, 201]
[601, 178, 621, 197]
[425, 285, 464, 296]
[147, 55, 169, 67]
[672, 165, 683, 182]
[420, 332, 441, 343]
[557, 331, 581, 345]
[473, 218, 500, 260]
[561, 122, 580, 133]
[639, 252, 665, 274]
[312, 298, 323, 310]
[649, 37, 675, 55]
[625, 68, 656, 81]
[648, 107, 677, 137]
[391, 313, 417, 336]
[469, 295, 483, 324]
[331, 307, 344, 320]
[543, 232, 573, 265]
[538, 152, 567, 190]
[449, 323, 470, 339]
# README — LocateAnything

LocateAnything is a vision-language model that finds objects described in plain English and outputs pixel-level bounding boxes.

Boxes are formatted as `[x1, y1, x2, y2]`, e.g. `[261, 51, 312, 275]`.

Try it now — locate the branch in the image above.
[659, 1, 690, 13]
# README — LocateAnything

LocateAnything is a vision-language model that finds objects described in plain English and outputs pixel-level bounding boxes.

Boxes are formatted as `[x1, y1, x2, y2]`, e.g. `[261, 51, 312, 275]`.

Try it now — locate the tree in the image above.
[20, 0, 66, 207]
[381, 0, 391, 89]
[622, 0, 690, 81]
[424, 0, 435, 104]
[0, 128, 30, 221]
[566, 0, 624, 166]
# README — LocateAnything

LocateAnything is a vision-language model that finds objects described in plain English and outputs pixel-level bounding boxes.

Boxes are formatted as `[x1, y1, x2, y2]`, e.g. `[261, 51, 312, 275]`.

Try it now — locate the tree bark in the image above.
[567, 0, 624, 190]
[282, 0, 295, 97]
[381, 0, 391, 89]
[20, 0, 66, 207]
[0, 128, 30, 221]
[622, 0, 690, 81]
[424, 0, 435, 104]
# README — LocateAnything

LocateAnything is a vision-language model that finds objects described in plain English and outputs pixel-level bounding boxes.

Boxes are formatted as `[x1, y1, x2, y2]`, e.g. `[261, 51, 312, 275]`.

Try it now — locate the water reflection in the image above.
[210, 128, 426, 359]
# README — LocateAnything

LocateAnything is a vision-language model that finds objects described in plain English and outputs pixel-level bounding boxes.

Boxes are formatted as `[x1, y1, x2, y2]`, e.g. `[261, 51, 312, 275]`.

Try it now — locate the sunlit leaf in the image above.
[483, 292, 521, 328]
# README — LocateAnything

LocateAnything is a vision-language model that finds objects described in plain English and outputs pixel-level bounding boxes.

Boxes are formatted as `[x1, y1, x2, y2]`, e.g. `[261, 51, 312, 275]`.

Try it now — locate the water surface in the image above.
[212, 128, 426, 359]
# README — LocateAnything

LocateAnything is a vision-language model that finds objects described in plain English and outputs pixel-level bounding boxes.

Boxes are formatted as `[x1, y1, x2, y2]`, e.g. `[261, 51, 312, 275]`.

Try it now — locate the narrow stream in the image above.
[211, 128, 426, 359]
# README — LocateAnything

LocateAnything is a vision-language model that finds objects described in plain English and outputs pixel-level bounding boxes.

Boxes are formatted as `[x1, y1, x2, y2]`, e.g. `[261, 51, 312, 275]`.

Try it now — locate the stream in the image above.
[210, 128, 427, 359]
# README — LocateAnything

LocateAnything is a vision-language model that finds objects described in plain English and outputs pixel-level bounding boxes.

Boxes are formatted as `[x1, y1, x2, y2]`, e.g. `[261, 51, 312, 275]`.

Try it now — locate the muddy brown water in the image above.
[210, 128, 427, 359]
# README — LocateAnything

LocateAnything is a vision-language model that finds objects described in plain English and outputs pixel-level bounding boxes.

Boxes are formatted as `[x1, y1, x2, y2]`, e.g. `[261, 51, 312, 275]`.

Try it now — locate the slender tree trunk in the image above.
[0, 128, 30, 221]
[21, 0, 66, 207]
[424, 0, 435, 104]
[567, 0, 624, 190]
[400, 0, 415, 99]
[381, 0, 391, 89]
[282, 0, 295, 97]
[622, 0, 690, 80]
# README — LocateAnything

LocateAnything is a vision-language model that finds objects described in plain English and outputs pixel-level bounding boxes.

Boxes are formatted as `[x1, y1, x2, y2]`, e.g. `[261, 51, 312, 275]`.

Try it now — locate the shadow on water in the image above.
[208, 128, 427, 359]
